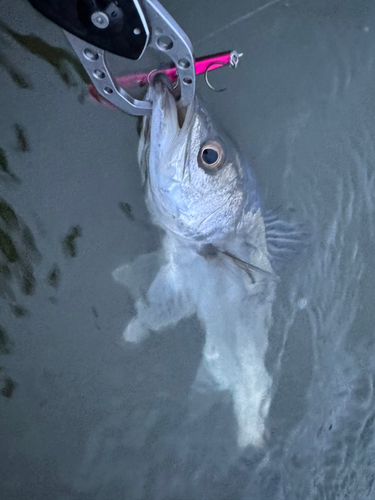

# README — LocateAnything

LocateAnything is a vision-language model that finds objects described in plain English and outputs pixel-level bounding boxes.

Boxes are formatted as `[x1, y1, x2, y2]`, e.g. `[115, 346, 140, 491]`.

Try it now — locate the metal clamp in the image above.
[65, 0, 195, 116]
[142, 0, 195, 108]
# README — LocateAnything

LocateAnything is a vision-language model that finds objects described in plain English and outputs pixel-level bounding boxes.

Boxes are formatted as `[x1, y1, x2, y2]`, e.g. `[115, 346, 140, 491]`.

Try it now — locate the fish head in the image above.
[139, 74, 258, 242]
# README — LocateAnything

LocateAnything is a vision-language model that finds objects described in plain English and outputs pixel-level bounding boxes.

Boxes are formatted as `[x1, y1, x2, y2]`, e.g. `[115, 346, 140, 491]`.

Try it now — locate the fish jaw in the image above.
[139, 75, 190, 233]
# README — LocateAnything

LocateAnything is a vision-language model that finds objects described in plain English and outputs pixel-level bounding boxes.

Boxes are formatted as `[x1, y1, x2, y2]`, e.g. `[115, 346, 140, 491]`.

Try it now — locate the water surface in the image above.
[1, 0, 375, 498]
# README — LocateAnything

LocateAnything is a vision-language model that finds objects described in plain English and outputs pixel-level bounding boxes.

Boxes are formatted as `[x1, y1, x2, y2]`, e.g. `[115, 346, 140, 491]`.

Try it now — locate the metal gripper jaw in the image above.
[27, 0, 196, 115]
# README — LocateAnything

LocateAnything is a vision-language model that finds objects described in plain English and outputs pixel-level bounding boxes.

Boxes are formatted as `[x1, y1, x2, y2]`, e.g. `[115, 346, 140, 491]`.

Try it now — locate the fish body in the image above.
[114, 75, 299, 447]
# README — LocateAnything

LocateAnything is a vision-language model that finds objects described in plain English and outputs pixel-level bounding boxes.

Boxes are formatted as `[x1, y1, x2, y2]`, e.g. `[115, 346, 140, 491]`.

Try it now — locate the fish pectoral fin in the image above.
[123, 263, 195, 343]
[112, 251, 163, 301]
[221, 250, 278, 283]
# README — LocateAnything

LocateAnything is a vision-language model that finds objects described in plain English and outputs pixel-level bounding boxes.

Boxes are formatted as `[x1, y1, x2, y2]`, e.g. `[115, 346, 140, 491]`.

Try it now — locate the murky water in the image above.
[1, 0, 375, 498]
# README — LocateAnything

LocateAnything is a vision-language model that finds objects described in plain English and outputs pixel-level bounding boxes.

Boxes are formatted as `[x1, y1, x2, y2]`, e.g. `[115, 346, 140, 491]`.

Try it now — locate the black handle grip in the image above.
[27, 0, 148, 59]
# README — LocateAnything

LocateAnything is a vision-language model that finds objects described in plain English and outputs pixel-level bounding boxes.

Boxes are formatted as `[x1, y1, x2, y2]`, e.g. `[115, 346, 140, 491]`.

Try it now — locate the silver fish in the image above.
[114, 75, 301, 448]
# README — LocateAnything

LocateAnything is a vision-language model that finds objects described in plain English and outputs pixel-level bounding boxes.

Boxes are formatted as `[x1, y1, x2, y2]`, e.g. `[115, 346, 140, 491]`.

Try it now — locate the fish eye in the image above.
[198, 140, 225, 174]
[202, 148, 218, 165]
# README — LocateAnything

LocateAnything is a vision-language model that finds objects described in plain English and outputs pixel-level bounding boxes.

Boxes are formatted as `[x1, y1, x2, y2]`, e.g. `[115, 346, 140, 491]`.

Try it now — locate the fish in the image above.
[113, 74, 303, 448]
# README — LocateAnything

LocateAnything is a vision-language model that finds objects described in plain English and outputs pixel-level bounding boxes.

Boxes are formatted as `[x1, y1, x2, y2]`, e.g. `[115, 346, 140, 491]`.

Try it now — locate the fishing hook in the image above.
[204, 62, 227, 92]
[147, 68, 180, 90]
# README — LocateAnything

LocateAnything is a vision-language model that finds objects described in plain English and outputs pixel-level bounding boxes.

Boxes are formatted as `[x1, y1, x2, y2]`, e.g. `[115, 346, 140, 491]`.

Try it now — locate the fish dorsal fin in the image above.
[263, 209, 309, 272]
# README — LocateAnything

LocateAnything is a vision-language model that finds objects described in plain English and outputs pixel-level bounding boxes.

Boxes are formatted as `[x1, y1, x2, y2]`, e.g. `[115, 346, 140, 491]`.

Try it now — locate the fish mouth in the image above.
[147, 73, 192, 138]
[138, 73, 196, 188]
[150, 72, 175, 104]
